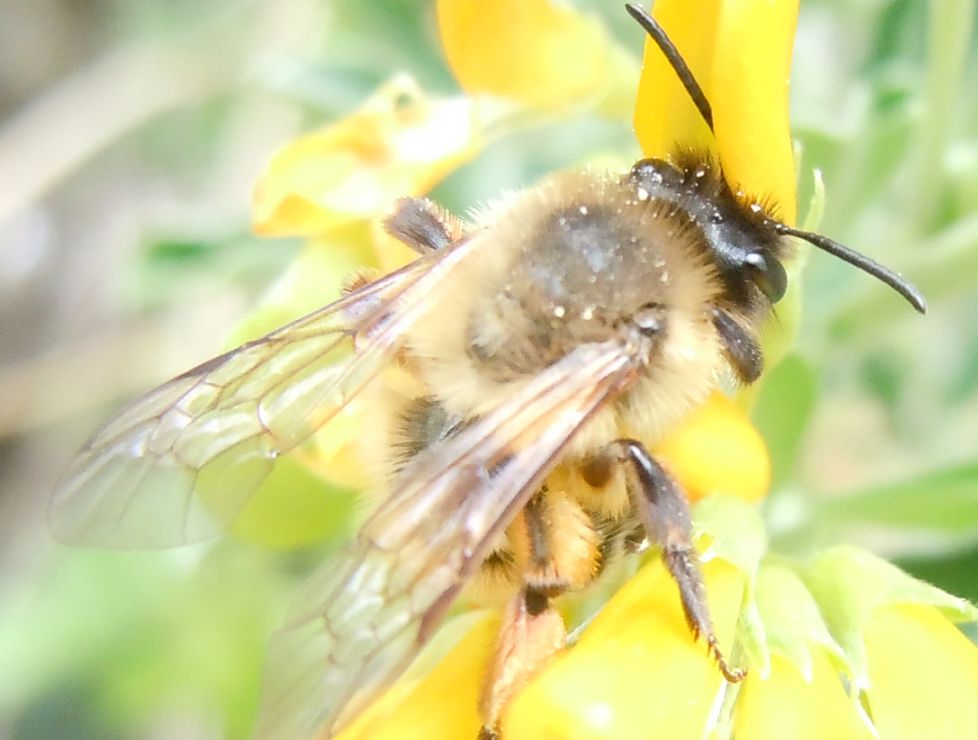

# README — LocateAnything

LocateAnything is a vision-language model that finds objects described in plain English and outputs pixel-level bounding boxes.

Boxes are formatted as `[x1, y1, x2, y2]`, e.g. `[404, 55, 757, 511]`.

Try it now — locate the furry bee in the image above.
[51, 5, 926, 739]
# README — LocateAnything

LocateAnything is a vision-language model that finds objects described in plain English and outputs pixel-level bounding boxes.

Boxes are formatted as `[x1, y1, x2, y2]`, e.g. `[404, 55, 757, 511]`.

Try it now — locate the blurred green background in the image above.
[1, 1, 976, 738]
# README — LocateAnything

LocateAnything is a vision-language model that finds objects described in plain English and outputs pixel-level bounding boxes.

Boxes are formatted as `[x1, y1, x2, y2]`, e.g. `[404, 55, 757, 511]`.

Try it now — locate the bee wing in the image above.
[50, 237, 480, 548]
[253, 340, 640, 740]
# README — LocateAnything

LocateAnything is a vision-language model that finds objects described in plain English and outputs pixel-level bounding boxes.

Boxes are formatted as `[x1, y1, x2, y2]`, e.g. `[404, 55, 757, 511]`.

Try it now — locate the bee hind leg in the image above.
[609, 438, 746, 683]
[477, 585, 565, 740]
[478, 490, 601, 738]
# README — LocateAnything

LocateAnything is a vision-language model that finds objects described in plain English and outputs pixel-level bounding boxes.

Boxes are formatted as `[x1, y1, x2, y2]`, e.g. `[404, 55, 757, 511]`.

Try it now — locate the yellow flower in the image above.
[504, 559, 746, 739]
[733, 652, 867, 740]
[634, 0, 798, 223]
[436, 0, 611, 110]
[435, 0, 639, 119]
[798, 547, 978, 740]
[334, 611, 499, 739]
[252, 75, 482, 241]
[731, 561, 866, 740]
[864, 604, 978, 738]
[654, 392, 770, 504]
[500, 541, 978, 740]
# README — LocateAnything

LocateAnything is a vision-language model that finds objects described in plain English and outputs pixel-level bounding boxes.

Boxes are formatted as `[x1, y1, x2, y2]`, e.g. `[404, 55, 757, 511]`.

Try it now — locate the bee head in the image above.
[627, 155, 790, 315]
[625, 3, 926, 316]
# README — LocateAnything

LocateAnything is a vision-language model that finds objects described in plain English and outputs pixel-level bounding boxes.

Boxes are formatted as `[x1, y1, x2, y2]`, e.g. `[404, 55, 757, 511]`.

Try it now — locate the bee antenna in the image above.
[773, 223, 927, 314]
[625, 3, 714, 134]
[626, 4, 924, 316]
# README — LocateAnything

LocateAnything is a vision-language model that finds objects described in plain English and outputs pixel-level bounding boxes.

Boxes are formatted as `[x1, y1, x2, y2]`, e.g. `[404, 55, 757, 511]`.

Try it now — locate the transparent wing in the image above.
[253, 341, 640, 740]
[50, 237, 480, 548]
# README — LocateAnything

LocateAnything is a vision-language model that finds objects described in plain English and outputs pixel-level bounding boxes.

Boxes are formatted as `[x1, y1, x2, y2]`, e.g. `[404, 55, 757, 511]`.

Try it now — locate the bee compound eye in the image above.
[744, 252, 788, 303]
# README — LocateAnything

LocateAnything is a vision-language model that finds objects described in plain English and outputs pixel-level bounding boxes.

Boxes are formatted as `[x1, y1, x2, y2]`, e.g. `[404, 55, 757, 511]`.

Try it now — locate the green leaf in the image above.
[750, 354, 818, 489]
[145, 239, 211, 263]
[694, 494, 767, 578]
[814, 461, 978, 542]
[0, 547, 289, 738]
[734, 593, 770, 681]
[752, 562, 849, 681]
[229, 456, 358, 549]
[898, 543, 978, 606]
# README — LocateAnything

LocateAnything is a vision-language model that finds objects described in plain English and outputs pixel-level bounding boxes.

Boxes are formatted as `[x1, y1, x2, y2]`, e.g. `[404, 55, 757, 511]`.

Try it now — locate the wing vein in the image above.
[254, 341, 640, 740]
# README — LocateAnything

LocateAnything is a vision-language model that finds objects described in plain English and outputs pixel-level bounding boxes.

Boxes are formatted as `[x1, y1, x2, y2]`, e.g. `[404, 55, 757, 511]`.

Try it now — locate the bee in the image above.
[51, 4, 926, 739]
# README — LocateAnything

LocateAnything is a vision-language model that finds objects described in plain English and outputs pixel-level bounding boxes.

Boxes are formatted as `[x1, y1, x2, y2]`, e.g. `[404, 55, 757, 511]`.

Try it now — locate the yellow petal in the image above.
[654, 392, 771, 503]
[634, 0, 721, 158]
[634, 0, 798, 223]
[712, 0, 798, 223]
[734, 652, 868, 740]
[504, 559, 744, 739]
[865, 603, 978, 740]
[437, 0, 610, 109]
[336, 611, 500, 740]
[253, 78, 479, 237]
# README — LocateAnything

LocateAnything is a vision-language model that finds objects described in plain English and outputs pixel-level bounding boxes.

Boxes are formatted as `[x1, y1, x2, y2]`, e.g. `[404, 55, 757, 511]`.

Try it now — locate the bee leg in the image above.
[610, 438, 746, 682]
[477, 585, 565, 740]
[712, 308, 762, 383]
[478, 491, 600, 737]
[343, 196, 465, 294]
[383, 196, 466, 254]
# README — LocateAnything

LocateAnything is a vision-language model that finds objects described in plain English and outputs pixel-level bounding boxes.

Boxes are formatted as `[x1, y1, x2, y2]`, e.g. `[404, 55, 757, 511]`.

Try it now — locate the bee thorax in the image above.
[464, 172, 718, 382]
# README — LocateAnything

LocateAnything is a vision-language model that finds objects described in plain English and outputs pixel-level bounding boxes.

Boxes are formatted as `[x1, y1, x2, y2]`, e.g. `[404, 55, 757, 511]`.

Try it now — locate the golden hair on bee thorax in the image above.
[50, 5, 927, 740]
